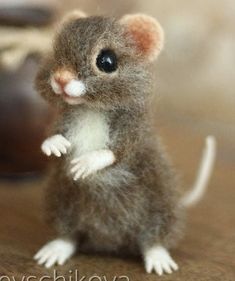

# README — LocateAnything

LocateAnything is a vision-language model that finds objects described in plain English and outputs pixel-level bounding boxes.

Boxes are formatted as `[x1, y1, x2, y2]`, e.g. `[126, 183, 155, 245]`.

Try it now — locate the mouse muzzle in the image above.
[50, 68, 86, 105]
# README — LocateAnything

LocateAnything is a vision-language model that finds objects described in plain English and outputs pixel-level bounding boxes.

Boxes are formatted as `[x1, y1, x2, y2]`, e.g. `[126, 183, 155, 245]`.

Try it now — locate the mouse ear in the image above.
[119, 14, 164, 62]
[61, 10, 87, 25]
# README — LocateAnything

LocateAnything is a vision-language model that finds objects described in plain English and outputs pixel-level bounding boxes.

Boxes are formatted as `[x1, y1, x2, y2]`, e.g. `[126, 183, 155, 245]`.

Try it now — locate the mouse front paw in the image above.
[144, 245, 178, 275]
[70, 150, 115, 180]
[41, 134, 71, 157]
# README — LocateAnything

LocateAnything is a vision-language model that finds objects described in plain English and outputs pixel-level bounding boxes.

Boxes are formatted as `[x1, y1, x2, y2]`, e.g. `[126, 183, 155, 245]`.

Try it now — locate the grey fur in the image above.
[36, 15, 184, 258]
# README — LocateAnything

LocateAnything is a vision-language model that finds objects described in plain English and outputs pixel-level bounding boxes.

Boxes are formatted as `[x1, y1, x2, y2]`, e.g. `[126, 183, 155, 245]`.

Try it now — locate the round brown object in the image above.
[0, 57, 52, 176]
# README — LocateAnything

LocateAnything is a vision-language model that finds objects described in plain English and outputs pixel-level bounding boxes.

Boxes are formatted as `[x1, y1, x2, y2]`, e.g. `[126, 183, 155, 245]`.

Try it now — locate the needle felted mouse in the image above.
[34, 10, 216, 275]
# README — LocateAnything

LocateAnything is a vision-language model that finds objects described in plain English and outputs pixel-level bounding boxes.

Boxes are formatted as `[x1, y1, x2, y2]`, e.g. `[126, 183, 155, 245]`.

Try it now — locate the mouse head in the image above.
[38, 11, 164, 110]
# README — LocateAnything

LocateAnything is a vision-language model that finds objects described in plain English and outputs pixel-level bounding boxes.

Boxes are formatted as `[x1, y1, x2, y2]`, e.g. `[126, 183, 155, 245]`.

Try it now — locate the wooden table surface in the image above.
[0, 112, 234, 281]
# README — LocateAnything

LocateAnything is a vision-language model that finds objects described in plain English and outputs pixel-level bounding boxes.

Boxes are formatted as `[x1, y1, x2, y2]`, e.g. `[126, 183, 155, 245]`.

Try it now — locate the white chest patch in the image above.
[65, 108, 110, 158]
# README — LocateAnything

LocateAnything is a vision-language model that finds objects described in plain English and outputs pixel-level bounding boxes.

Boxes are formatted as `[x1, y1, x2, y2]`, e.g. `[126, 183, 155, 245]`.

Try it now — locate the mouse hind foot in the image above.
[34, 236, 77, 268]
[143, 245, 178, 275]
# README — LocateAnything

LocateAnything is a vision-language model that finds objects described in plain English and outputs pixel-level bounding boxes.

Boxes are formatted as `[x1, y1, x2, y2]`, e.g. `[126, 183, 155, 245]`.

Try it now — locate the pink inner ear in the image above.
[129, 21, 156, 56]
[122, 15, 164, 61]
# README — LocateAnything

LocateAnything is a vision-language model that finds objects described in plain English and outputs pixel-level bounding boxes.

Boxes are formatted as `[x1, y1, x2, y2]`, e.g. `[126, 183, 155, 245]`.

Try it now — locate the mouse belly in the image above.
[65, 167, 146, 255]
[78, 224, 139, 255]
[75, 194, 142, 255]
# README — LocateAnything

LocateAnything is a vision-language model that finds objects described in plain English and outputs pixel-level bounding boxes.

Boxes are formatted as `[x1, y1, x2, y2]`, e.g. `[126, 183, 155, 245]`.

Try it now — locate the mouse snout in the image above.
[54, 69, 75, 88]
[50, 69, 86, 98]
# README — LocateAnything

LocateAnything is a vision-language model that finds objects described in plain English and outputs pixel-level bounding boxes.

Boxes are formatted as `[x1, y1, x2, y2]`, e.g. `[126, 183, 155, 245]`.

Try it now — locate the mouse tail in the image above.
[180, 136, 217, 208]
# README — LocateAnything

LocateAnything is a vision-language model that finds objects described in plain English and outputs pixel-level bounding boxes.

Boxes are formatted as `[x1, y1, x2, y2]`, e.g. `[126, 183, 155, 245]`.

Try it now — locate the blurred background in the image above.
[0, 0, 234, 177]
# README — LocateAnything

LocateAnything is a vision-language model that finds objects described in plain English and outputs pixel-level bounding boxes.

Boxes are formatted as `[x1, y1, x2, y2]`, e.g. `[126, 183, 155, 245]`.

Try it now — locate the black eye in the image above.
[96, 49, 118, 73]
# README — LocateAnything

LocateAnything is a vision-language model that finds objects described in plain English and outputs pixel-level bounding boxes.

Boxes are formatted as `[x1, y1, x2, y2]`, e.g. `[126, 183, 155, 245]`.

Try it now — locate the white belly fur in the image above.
[65, 108, 110, 158]
[64, 108, 135, 187]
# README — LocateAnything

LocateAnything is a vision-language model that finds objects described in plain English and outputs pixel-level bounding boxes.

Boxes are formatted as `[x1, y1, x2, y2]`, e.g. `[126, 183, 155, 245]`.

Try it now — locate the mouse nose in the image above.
[54, 69, 76, 90]
[54, 76, 67, 89]
[51, 68, 86, 98]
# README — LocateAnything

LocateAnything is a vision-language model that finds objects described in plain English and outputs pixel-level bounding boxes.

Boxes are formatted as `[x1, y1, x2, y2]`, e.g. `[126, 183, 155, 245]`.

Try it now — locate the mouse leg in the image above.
[143, 244, 178, 275]
[34, 169, 81, 268]
[34, 235, 77, 268]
